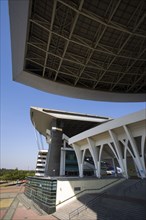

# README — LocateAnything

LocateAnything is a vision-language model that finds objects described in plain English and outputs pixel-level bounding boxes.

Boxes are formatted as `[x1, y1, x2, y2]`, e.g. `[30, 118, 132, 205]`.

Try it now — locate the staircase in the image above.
[53, 179, 146, 220]
[17, 193, 47, 216]
[53, 193, 99, 220]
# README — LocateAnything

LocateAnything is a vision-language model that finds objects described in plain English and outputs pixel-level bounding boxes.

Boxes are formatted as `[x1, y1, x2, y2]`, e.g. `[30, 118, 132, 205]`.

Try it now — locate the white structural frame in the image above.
[69, 109, 146, 179]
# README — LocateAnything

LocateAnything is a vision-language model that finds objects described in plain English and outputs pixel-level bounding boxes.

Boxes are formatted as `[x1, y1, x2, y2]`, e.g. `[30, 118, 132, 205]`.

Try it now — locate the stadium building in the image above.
[31, 107, 111, 177]
[9, 0, 146, 217]
[24, 107, 145, 214]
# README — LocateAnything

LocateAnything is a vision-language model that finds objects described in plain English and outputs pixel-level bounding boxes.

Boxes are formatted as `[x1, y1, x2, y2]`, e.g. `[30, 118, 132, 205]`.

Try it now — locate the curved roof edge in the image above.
[17, 71, 145, 102]
[69, 108, 146, 145]
[30, 107, 111, 137]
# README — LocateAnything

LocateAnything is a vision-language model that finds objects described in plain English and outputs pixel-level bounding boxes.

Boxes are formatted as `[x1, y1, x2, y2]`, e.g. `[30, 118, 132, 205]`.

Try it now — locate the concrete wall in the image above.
[56, 178, 124, 206]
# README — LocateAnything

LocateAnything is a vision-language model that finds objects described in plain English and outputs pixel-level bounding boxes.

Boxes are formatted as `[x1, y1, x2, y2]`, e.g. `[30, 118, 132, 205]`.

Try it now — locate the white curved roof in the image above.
[31, 107, 111, 137]
[69, 109, 146, 144]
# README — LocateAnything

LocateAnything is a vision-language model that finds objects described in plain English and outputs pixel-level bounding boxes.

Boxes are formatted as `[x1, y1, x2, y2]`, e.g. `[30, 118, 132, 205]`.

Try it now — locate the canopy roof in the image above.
[9, 0, 146, 102]
[31, 107, 111, 137]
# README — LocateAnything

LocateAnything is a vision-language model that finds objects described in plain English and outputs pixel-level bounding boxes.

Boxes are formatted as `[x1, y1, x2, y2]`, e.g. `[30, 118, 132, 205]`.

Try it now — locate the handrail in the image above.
[56, 178, 122, 207]
[69, 192, 106, 220]
[68, 179, 146, 220]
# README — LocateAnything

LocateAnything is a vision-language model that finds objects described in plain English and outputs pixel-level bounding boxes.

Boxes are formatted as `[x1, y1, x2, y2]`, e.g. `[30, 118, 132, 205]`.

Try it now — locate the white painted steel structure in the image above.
[69, 109, 146, 179]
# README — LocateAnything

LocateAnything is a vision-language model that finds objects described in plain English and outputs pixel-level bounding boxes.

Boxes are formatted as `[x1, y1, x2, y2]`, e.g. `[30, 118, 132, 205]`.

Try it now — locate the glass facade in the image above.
[24, 177, 57, 214]
[65, 151, 79, 176]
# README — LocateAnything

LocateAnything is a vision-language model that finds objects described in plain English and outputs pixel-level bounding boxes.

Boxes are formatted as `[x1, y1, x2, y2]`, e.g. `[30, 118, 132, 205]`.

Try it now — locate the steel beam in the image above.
[42, 0, 57, 77]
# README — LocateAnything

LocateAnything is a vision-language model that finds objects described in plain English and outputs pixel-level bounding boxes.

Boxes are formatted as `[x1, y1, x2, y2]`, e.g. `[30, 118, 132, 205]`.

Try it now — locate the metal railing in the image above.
[69, 179, 146, 220]
[69, 192, 106, 220]
[56, 178, 122, 208]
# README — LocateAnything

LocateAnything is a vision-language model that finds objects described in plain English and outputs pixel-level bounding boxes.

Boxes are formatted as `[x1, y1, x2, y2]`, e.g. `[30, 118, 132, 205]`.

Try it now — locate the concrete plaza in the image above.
[0, 184, 57, 220]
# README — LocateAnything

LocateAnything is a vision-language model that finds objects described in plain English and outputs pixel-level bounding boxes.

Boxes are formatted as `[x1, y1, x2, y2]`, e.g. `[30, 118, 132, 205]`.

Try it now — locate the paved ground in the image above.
[0, 184, 57, 220]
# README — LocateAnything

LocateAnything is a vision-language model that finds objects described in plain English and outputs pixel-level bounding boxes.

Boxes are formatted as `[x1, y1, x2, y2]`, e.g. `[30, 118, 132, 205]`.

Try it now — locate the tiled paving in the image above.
[13, 205, 57, 220]
[1, 179, 145, 220]
[0, 209, 7, 219]
[0, 184, 58, 220]
[0, 198, 14, 208]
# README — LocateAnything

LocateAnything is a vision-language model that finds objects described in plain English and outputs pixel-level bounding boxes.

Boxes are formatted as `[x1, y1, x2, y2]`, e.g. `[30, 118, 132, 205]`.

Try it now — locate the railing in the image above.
[69, 192, 106, 220]
[69, 179, 146, 220]
[56, 178, 122, 208]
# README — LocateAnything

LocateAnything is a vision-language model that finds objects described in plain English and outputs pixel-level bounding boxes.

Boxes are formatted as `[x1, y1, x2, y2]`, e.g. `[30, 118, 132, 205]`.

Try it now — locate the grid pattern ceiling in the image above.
[25, 0, 146, 94]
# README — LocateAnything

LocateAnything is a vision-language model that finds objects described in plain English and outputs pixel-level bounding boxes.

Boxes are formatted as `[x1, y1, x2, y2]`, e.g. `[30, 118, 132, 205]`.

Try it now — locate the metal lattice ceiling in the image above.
[24, 0, 146, 94]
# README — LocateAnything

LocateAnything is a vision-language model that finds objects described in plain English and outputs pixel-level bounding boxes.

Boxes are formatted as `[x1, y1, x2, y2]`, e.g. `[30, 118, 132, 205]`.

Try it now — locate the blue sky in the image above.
[0, 1, 146, 170]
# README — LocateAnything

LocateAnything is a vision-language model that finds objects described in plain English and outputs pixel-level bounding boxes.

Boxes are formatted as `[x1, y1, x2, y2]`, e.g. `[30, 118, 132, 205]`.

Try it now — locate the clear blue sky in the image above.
[0, 1, 145, 170]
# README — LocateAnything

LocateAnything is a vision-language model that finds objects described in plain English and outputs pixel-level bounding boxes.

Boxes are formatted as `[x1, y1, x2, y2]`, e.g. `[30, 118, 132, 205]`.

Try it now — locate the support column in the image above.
[124, 125, 146, 178]
[81, 149, 86, 176]
[141, 133, 146, 174]
[98, 145, 104, 178]
[87, 138, 99, 178]
[45, 119, 63, 177]
[109, 130, 128, 178]
[72, 144, 83, 177]
[112, 158, 118, 177]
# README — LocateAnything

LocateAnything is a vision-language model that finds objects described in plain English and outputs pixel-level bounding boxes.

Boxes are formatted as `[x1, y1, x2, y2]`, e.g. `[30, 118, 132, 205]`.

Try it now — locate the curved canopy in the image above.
[30, 107, 111, 137]
[9, 0, 146, 101]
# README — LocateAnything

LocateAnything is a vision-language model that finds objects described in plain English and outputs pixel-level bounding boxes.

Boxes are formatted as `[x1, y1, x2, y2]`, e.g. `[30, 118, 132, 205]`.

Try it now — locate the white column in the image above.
[109, 130, 128, 178]
[87, 138, 99, 178]
[141, 133, 146, 174]
[98, 145, 104, 178]
[112, 158, 117, 177]
[72, 144, 83, 177]
[124, 125, 146, 178]
[81, 149, 86, 176]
